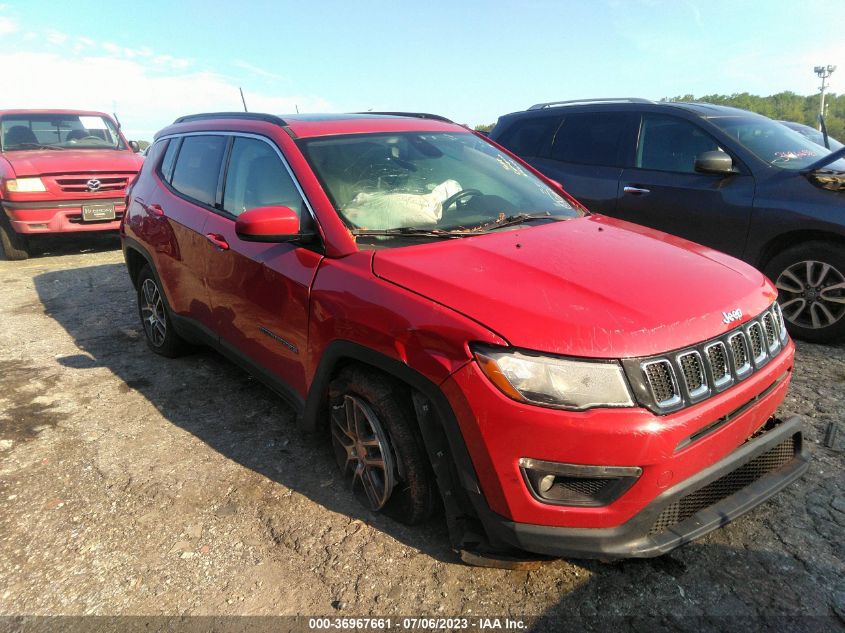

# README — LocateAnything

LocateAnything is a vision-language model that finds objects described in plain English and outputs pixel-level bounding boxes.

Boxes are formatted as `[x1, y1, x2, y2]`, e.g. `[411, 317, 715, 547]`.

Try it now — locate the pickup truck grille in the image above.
[49, 174, 131, 193]
[622, 303, 789, 414]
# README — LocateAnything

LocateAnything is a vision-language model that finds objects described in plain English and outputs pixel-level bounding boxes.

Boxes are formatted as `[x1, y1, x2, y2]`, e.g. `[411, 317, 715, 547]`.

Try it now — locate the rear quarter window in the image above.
[170, 135, 227, 206]
[549, 112, 632, 167]
[496, 116, 562, 158]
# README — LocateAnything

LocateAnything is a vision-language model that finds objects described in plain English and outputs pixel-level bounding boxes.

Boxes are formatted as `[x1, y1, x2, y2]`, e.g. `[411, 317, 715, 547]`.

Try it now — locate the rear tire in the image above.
[0, 211, 30, 260]
[764, 241, 845, 344]
[136, 264, 191, 357]
[328, 366, 438, 524]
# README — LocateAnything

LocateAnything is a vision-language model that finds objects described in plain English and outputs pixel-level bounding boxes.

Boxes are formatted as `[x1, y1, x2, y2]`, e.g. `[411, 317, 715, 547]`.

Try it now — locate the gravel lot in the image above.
[1, 238, 844, 632]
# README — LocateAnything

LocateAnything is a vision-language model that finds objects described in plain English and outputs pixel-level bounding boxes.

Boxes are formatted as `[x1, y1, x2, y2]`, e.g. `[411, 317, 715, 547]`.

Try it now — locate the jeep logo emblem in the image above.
[86, 179, 101, 192]
[722, 308, 743, 324]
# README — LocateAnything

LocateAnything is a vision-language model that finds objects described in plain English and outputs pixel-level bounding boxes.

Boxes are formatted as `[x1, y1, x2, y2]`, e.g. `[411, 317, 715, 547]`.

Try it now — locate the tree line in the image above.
[664, 92, 843, 139]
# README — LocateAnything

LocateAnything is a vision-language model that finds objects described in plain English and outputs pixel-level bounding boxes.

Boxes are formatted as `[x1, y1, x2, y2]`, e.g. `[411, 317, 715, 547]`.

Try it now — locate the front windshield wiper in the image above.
[350, 227, 468, 239]
[445, 212, 565, 233]
[5, 143, 66, 151]
[803, 146, 845, 172]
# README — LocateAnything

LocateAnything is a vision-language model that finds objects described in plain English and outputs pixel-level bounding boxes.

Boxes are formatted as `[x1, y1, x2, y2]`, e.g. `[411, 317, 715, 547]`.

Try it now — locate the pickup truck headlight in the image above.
[473, 345, 635, 410]
[6, 177, 47, 193]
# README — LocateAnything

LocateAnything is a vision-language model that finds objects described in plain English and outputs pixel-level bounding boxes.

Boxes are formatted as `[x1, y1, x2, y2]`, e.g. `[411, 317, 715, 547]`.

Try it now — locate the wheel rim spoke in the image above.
[331, 394, 396, 511]
[776, 269, 803, 293]
[779, 260, 845, 329]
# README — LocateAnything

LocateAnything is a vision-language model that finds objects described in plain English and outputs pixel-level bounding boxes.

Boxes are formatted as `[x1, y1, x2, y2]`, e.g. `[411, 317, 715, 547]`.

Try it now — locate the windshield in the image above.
[299, 131, 579, 241]
[780, 121, 844, 152]
[1, 114, 124, 151]
[710, 115, 845, 171]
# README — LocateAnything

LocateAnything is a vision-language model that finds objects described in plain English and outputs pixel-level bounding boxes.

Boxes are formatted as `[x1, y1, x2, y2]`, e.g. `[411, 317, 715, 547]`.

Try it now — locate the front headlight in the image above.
[6, 177, 47, 193]
[473, 345, 635, 411]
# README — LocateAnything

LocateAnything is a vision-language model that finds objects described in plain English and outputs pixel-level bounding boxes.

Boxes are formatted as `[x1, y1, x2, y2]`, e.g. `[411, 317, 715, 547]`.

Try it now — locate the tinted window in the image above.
[636, 115, 721, 173]
[159, 138, 180, 182]
[550, 113, 630, 166]
[497, 116, 561, 157]
[170, 135, 226, 206]
[222, 137, 307, 219]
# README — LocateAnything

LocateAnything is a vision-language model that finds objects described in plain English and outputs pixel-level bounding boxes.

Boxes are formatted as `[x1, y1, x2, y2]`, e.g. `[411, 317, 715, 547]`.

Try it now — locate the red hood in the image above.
[372, 215, 776, 359]
[3, 149, 143, 176]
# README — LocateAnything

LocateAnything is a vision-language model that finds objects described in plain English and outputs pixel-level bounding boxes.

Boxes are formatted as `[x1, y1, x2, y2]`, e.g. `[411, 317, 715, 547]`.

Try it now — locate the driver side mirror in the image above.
[235, 205, 315, 243]
[128, 140, 140, 153]
[695, 150, 734, 175]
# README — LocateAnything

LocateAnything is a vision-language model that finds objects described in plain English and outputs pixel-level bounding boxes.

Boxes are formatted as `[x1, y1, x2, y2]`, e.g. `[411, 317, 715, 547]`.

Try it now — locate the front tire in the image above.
[328, 367, 438, 524]
[765, 241, 845, 344]
[0, 211, 30, 260]
[136, 264, 190, 357]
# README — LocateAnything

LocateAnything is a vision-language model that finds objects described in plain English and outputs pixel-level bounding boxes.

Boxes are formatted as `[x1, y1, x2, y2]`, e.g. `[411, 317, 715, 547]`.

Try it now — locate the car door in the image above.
[139, 134, 227, 331]
[615, 113, 755, 258]
[202, 135, 323, 399]
[528, 111, 637, 214]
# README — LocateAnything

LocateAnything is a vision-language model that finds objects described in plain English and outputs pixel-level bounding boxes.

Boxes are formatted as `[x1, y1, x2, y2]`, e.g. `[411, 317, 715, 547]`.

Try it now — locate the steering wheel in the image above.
[441, 189, 482, 213]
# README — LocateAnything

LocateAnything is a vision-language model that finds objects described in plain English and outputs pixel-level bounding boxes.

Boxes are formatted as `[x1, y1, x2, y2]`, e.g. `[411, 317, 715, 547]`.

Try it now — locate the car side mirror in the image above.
[695, 150, 734, 175]
[128, 140, 140, 153]
[235, 205, 314, 243]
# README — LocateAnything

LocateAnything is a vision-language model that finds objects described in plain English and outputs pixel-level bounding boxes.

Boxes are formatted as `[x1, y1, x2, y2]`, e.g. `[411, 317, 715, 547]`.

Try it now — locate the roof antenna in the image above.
[295, 104, 300, 113]
[239, 87, 248, 112]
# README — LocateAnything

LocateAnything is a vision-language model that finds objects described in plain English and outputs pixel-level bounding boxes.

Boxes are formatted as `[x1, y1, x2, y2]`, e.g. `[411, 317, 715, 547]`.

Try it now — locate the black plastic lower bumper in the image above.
[477, 415, 809, 559]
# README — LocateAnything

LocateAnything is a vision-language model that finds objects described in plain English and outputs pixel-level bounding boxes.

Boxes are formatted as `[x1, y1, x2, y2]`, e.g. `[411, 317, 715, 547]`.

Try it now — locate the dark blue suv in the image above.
[491, 98, 845, 343]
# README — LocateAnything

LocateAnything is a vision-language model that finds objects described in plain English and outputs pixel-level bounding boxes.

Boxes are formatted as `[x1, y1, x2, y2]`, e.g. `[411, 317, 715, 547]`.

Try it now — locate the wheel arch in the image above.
[756, 230, 845, 270]
[303, 341, 493, 549]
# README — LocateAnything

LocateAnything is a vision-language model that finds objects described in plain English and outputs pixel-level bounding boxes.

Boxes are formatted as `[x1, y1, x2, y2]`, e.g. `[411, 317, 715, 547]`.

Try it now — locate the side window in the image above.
[636, 115, 721, 173]
[496, 116, 562, 158]
[170, 135, 226, 206]
[222, 137, 307, 220]
[549, 113, 631, 166]
[158, 138, 180, 182]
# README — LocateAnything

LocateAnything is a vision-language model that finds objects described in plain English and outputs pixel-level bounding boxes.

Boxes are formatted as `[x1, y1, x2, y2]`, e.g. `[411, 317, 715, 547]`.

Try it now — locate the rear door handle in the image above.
[205, 233, 229, 250]
[623, 186, 651, 195]
[139, 201, 164, 216]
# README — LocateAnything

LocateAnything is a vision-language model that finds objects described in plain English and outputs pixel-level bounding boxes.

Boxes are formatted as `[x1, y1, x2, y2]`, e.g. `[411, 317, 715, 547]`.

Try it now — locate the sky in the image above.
[0, 0, 841, 140]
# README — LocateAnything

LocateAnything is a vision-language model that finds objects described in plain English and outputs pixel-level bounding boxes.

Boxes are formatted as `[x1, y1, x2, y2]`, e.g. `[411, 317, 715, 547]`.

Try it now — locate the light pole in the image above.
[814, 65, 837, 129]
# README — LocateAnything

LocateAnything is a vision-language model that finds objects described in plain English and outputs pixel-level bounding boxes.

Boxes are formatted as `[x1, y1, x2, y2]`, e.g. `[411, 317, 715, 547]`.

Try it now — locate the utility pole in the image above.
[814, 65, 836, 129]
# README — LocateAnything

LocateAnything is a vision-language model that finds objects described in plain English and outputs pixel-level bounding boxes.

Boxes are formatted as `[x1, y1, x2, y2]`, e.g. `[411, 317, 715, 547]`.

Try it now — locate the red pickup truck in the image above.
[0, 109, 144, 259]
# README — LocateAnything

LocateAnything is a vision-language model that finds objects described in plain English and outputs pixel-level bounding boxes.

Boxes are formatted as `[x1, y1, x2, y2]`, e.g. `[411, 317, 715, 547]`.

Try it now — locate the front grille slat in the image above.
[629, 304, 788, 414]
[48, 175, 130, 194]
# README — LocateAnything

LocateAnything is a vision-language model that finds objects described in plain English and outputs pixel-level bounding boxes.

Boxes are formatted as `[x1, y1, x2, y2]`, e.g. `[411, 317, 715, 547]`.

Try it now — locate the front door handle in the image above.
[205, 233, 229, 250]
[623, 186, 651, 195]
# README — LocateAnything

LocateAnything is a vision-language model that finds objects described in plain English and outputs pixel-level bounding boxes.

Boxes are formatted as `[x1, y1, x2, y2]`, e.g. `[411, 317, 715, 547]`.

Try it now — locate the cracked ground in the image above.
[0, 238, 843, 631]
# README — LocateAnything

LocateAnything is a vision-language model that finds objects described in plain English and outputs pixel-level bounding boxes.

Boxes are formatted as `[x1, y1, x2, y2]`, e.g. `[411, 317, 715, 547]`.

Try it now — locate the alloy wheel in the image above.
[140, 278, 167, 347]
[775, 260, 845, 329]
[331, 394, 397, 511]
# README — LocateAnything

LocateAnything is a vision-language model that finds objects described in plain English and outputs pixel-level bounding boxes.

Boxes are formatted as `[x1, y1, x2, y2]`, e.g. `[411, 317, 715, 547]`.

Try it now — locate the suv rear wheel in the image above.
[765, 241, 845, 343]
[0, 211, 30, 260]
[328, 367, 438, 524]
[136, 264, 191, 357]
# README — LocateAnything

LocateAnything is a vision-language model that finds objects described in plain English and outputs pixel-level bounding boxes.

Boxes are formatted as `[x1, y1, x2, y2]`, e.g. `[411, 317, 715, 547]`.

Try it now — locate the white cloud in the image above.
[45, 29, 67, 45]
[0, 14, 17, 34]
[233, 60, 285, 82]
[0, 51, 332, 140]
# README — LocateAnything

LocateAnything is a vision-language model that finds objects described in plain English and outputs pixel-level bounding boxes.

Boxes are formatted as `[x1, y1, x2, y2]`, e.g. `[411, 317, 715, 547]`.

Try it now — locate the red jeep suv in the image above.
[0, 109, 143, 259]
[121, 112, 808, 564]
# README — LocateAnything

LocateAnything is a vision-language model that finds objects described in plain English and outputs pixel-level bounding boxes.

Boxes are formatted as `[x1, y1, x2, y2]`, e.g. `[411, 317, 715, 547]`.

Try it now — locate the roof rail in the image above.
[527, 98, 654, 110]
[356, 111, 454, 123]
[173, 112, 288, 125]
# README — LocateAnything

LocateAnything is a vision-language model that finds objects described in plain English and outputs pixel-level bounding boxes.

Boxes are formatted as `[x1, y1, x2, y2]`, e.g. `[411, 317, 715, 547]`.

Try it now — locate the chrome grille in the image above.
[50, 174, 131, 193]
[678, 351, 707, 399]
[643, 360, 679, 407]
[705, 342, 728, 383]
[729, 332, 750, 374]
[772, 303, 788, 341]
[747, 322, 765, 363]
[624, 303, 789, 414]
